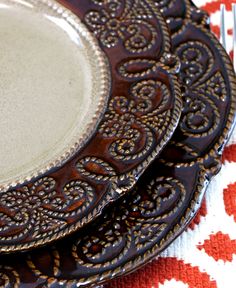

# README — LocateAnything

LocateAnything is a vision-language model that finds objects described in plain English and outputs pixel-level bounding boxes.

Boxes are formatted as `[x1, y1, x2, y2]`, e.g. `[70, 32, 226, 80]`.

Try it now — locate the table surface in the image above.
[104, 1, 236, 287]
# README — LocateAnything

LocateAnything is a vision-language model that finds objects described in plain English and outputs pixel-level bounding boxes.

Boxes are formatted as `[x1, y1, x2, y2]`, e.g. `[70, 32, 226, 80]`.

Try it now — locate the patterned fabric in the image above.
[105, 1, 236, 287]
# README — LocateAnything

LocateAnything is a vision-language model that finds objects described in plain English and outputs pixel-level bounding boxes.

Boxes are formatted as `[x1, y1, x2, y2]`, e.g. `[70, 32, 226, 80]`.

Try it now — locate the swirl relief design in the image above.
[84, 0, 158, 53]
[0, 178, 95, 242]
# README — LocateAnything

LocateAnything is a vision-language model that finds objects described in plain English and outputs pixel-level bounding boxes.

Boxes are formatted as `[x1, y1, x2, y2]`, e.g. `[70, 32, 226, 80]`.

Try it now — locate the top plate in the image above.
[0, 0, 182, 252]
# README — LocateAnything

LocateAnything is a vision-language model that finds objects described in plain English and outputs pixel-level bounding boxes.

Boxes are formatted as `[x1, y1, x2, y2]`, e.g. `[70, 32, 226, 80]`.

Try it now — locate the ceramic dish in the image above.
[0, 0, 234, 286]
[0, 0, 182, 252]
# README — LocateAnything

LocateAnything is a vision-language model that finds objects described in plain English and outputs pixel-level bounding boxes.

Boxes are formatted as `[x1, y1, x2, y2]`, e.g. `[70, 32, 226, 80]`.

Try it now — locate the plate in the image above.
[0, 0, 234, 286]
[0, 0, 182, 252]
[0, 0, 235, 286]
[0, 0, 236, 287]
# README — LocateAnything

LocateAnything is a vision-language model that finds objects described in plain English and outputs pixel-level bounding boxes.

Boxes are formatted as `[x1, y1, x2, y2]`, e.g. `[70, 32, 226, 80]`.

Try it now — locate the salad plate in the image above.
[0, 0, 182, 252]
[0, 0, 234, 286]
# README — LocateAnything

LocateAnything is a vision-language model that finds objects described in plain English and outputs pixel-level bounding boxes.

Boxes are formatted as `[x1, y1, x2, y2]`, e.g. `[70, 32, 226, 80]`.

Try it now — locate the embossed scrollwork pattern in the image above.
[97, 80, 172, 162]
[76, 157, 116, 182]
[173, 40, 226, 140]
[179, 92, 220, 137]
[69, 177, 186, 268]
[176, 41, 214, 86]
[0, 178, 95, 241]
[84, 0, 158, 53]
[0, 266, 19, 288]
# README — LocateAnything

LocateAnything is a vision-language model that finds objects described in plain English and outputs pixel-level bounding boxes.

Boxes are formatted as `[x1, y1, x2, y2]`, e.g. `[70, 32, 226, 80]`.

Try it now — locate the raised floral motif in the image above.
[0, 178, 95, 241]
[0, 266, 19, 288]
[70, 177, 186, 268]
[85, 0, 157, 52]
[98, 80, 171, 161]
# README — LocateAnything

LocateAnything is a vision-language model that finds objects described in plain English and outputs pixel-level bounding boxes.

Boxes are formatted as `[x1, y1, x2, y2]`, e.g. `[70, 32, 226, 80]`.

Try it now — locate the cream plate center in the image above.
[0, 0, 109, 188]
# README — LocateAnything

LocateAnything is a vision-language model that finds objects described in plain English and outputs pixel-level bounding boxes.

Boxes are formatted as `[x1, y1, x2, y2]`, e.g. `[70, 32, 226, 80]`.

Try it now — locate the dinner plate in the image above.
[0, 0, 234, 286]
[0, 0, 182, 252]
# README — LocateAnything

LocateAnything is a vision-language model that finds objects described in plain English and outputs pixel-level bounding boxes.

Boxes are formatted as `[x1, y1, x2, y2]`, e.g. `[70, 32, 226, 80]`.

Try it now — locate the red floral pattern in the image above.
[222, 144, 236, 162]
[198, 232, 236, 262]
[201, 0, 233, 13]
[106, 258, 217, 288]
[224, 182, 236, 222]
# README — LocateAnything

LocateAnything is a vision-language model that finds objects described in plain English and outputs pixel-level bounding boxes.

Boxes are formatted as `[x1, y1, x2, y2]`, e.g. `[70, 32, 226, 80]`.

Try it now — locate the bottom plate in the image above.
[0, 0, 235, 287]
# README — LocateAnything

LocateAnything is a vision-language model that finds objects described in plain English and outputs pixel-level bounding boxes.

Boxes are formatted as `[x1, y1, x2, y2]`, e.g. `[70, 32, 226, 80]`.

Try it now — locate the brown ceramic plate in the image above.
[0, 0, 234, 286]
[0, 0, 182, 252]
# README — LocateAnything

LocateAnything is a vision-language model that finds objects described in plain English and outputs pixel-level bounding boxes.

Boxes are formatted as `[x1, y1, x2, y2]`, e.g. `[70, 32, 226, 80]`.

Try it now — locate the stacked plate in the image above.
[0, 0, 235, 287]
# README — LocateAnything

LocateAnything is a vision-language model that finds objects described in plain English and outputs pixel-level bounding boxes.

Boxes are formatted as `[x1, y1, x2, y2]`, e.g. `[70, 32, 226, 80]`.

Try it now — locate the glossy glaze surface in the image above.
[0, 0, 109, 188]
[0, 0, 234, 286]
[0, 0, 181, 252]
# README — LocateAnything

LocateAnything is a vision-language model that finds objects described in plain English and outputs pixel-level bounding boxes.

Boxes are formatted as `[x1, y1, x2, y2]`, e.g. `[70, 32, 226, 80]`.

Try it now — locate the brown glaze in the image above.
[0, 0, 182, 252]
[0, 0, 234, 287]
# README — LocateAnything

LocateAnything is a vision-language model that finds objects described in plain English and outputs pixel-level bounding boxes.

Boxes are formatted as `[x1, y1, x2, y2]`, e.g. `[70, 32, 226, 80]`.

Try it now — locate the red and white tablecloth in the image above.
[105, 1, 236, 287]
